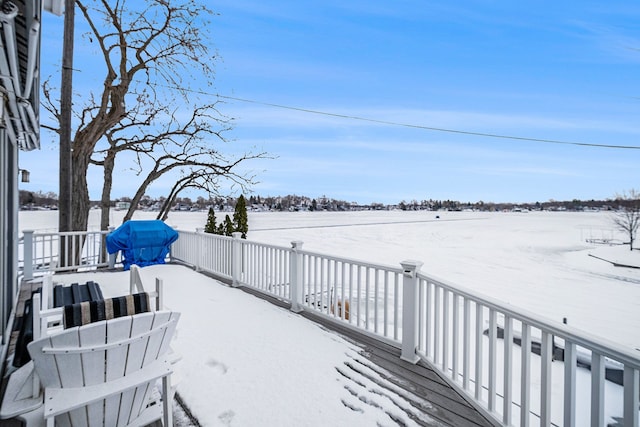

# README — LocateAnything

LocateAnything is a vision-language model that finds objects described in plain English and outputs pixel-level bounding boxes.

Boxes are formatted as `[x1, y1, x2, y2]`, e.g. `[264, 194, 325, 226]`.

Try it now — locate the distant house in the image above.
[115, 201, 131, 211]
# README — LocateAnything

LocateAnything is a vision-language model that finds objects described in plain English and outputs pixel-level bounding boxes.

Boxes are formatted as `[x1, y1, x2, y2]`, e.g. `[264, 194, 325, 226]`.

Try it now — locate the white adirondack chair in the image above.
[26, 310, 180, 427]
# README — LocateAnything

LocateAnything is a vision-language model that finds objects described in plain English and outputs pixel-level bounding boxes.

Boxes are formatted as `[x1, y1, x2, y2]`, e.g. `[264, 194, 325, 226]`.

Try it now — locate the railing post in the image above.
[106, 227, 115, 267]
[290, 241, 304, 313]
[231, 232, 242, 287]
[196, 228, 204, 272]
[108, 252, 117, 269]
[400, 259, 423, 364]
[169, 227, 177, 263]
[23, 230, 34, 280]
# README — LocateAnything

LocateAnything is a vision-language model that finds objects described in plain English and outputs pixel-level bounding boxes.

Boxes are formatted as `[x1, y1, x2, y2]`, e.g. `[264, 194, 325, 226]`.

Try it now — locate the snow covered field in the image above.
[19, 209, 640, 426]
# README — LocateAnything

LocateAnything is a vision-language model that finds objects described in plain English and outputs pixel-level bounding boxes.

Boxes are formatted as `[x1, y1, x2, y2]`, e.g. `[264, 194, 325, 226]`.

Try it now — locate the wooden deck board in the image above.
[304, 312, 495, 427]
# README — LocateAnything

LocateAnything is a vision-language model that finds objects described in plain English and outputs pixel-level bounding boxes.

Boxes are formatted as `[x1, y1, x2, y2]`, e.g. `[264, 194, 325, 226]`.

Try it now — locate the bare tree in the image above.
[42, 0, 259, 231]
[90, 100, 266, 228]
[612, 189, 640, 251]
[121, 146, 265, 223]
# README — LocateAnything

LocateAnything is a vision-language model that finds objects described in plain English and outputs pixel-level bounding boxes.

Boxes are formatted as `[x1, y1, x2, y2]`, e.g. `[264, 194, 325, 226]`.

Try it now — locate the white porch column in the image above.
[290, 241, 304, 313]
[400, 259, 423, 364]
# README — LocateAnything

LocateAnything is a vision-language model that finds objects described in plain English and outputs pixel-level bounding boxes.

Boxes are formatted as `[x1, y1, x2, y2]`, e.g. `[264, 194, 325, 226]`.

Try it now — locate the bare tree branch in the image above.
[43, 0, 268, 232]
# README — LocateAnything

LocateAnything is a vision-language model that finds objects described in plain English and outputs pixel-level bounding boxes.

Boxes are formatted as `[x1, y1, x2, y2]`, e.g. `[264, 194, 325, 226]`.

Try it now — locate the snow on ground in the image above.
[24, 210, 640, 426]
[56, 265, 438, 427]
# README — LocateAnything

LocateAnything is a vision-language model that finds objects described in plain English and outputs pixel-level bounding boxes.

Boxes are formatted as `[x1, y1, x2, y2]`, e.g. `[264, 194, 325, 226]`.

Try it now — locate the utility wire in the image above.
[217, 94, 640, 150]
[154, 83, 640, 150]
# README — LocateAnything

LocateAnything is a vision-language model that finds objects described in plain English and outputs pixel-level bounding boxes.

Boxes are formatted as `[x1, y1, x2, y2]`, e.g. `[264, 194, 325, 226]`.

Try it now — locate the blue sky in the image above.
[21, 0, 640, 204]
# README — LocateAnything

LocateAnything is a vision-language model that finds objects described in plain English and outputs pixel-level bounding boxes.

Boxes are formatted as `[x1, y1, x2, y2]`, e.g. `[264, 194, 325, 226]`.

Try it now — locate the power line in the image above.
[154, 83, 640, 150]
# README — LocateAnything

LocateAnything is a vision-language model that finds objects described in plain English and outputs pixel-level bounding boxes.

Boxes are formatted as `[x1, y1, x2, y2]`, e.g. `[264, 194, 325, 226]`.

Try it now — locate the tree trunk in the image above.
[157, 196, 175, 221]
[100, 151, 116, 231]
[71, 150, 91, 232]
[124, 173, 159, 223]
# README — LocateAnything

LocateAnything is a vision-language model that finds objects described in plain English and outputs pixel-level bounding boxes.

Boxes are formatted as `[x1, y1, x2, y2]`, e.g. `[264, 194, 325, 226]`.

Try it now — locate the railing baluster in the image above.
[425, 280, 432, 358]
[463, 297, 470, 390]
[393, 272, 399, 339]
[356, 265, 362, 328]
[383, 270, 389, 337]
[541, 331, 552, 427]
[317, 256, 321, 303]
[276, 249, 281, 296]
[273, 247, 277, 290]
[365, 267, 370, 329]
[475, 303, 484, 401]
[49, 235, 54, 268]
[564, 340, 577, 427]
[266, 246, 271, 290]
[252, 244, 258, 286]
[452, 293, 459, 382]
[443, 289, 450, 375]
[520, 323, 531, 427]
[333, 260, 339, 318]
[349, 263, 354, 325]
[374, 268, 379, 333]
[488, 308, 497, 412]
[503, 315, 513, 425]
[418, 279, 424, 352]
[591, 352, 605, 427]
[434, 285, 441, 366]
[311, 255, 317, 308]
[321, 258, 327, 312]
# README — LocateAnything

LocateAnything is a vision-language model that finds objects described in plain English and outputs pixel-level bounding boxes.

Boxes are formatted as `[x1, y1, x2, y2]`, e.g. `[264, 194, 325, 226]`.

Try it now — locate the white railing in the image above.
[171, 230, 233, 280]
[20, 229, 116, 278]
[24, 229, 640, 427]
[297, 248, 404, 343]
[414, 272, 640, 427]
[170, 232, 640, 427]
[237, 239, 291, 300]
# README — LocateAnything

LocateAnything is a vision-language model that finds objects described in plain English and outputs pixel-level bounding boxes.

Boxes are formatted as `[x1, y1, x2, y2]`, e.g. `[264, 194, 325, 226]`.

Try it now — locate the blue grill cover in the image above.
[106, 220, 179, 270]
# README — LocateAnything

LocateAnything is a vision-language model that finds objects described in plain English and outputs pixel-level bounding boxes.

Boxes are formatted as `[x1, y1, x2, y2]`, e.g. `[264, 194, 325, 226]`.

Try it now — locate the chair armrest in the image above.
[0, 362, 42, 419]
[43, 358, 172, 418]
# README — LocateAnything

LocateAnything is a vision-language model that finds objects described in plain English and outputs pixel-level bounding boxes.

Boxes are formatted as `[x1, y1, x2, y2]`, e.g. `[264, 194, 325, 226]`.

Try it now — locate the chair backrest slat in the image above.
[144, 311, 172, 365]
[49, 330, 82, 388]
[78, 321, 108, 424]
[126, 312, 155, 374]
[155, 311, 178, 358]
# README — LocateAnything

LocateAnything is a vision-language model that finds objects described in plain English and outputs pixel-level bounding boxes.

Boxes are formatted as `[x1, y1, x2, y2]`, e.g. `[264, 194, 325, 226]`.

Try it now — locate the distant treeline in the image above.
[18, 190, 637, 212]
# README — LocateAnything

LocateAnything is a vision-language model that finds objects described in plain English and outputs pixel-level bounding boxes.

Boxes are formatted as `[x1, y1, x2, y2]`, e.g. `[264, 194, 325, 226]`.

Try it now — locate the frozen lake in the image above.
[19, 209, 640, 351]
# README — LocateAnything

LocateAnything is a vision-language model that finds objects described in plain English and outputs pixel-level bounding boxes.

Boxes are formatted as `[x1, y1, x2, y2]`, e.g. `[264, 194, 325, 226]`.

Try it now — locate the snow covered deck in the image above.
[2, 264, 494, 427]
[9, 212, 640, 426]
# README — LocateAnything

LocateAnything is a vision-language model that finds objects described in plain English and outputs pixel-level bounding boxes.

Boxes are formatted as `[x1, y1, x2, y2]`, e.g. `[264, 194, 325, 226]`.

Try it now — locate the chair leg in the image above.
[162, 375, 172, 426]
